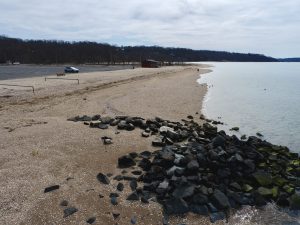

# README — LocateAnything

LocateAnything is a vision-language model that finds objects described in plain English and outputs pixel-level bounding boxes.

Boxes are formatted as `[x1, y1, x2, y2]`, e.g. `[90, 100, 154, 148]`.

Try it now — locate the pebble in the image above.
[44, 185, 60, 193]
[86, 217, 96, 224]
[63, 207, 78, 218]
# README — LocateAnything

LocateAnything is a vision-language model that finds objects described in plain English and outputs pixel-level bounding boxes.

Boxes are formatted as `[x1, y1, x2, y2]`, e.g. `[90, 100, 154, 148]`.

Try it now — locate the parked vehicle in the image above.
[64, 66, 79, 73]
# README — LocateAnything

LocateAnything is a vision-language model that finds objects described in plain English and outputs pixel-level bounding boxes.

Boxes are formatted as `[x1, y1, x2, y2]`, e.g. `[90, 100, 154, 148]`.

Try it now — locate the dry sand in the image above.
[0, 65, 222, 225]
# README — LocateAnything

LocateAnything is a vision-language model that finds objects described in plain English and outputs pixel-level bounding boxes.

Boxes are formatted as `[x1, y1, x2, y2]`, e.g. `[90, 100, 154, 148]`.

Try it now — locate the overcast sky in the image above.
[0, 0, 299, 57]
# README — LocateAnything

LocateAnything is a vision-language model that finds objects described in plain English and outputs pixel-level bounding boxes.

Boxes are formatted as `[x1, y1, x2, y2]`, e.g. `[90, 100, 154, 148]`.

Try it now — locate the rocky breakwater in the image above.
[67, 115, 300, 223]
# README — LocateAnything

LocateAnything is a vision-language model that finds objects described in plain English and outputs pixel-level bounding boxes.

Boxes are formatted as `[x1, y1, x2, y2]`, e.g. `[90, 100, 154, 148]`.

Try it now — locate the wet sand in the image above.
[0, 65, 215, 225]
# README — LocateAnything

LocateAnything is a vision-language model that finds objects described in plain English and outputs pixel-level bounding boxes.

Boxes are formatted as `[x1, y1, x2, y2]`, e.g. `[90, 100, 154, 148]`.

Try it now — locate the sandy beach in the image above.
[0, 65, 214, 225]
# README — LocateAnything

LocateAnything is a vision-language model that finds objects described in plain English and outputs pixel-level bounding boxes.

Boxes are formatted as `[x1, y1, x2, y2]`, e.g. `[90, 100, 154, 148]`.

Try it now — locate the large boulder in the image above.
[163, 198, 189, 215]
[252, 171, 272, 187]
[210, 189, 230, 209]
[212, 135, 226, 148]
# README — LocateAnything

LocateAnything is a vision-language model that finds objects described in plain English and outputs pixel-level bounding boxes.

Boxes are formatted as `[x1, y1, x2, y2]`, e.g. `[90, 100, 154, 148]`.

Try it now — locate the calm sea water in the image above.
[198, 62, 300, 153]
[197, 62, 300, 224]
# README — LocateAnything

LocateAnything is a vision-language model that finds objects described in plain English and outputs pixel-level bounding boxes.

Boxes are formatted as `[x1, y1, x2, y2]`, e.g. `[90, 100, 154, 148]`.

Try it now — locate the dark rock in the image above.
[44, 185, 60, 193]
[126, 123, 135, 131]
[162, 214, 169, 225]
[117, 120, 127, 130]
[138, 158, 151, 171]
[117, 182, 124, 192]
[99, 194, 104, 198]
[152, 138, 166, 147]
[166, 130, 180, 142]
[256, 132, 263, 137]
[235, 153, 243, 162]
[211, 189, 230, 209]
[229, 182, 241, 191]
[172, 184, 195, 199]
[98, 123, 109, 129]
[158, 148, 175, 167]
[127, 191, 140, 201]
[141, 196, 149, 203]
[167, 166, 184, 177]
[253, 191, 267, 206]
[186, 160, 199, 172]
[131, 216, 137, 224]
[230, 127, 239, 131]
[101, 116, 113, 124]
[86, 217, 96, 224]
[129, 152, 138, 159]
[110, 119, 120, 126]
[115, 115, 128, 120]
[140, 151, 152, 159]
[277, 193, 290, 207]
[210, 212, 226, 223]
[112, 212, 120, 219]
[92, 115, 101, 121]
[101, 136, 113, 145]
[193, 193, 209, 205]
[212, 135, 226, 148]
[252, 171, 272, 187]
[189, 204, 209, 215]
[257, 187, 273, 198]
[163, 198, 189, 215]
[290, 193, 300, 210]
[132, 170, 143, 175]
[118, 155, 136, 168]
[244, 159, 256, 173]
[187, 115, 194, 119]
[130, 180, 138, 191]
[97, 173, 110, 185]
[114, 175, 123, 181]
[142, 132, 150, 137]
[60, 200, 68, 207]
[63, 207, 78, 218]
[122, 176, 137, 181]
[156, 180, 169, 194]
[111, 196, 118, 205]
[132, 118, 144, 127]
[110, 193, 119, 198]
[207, 203, 218, 213]
[217, 168, 231, 178]
[241, 134, 247, 140]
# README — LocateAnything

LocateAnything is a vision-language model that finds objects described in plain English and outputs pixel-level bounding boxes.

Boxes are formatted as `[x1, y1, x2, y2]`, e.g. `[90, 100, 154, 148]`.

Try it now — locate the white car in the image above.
[64, 66, 79, 73]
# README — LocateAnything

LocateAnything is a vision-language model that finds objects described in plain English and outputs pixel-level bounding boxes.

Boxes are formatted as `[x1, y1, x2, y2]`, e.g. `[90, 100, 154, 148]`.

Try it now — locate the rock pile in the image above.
[68, 114, 300, 222]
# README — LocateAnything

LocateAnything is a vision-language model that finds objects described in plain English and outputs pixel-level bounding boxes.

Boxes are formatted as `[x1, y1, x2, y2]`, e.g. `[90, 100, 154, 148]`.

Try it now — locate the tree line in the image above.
[0, 36, 277, 64]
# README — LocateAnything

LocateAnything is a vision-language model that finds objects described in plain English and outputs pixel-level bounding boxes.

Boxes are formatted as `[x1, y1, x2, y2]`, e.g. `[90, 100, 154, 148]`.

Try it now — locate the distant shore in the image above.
[0, 65, 212, 224]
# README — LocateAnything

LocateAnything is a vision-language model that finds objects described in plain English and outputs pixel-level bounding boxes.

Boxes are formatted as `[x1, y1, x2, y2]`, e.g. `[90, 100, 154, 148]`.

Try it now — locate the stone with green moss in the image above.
[257, 187, 273, 197]
[272, 186, 279, 199]
[252, 171, 272, 187]
[242, 184, 253, 192]
[283, 185, 295, 194]
[273, 176, 287, 187]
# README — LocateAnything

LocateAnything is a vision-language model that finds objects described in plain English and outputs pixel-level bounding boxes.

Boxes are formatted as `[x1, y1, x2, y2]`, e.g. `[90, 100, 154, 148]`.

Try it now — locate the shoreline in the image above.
[0, 65, 212, 224]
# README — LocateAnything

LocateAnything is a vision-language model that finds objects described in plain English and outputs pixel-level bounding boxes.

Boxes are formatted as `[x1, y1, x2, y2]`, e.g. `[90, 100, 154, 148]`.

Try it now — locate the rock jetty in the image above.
[67, 114, 300, 222]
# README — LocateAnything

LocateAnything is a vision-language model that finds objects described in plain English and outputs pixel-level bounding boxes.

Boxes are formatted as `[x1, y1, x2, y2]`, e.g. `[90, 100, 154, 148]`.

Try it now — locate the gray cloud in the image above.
[0, 0, 299, 57]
